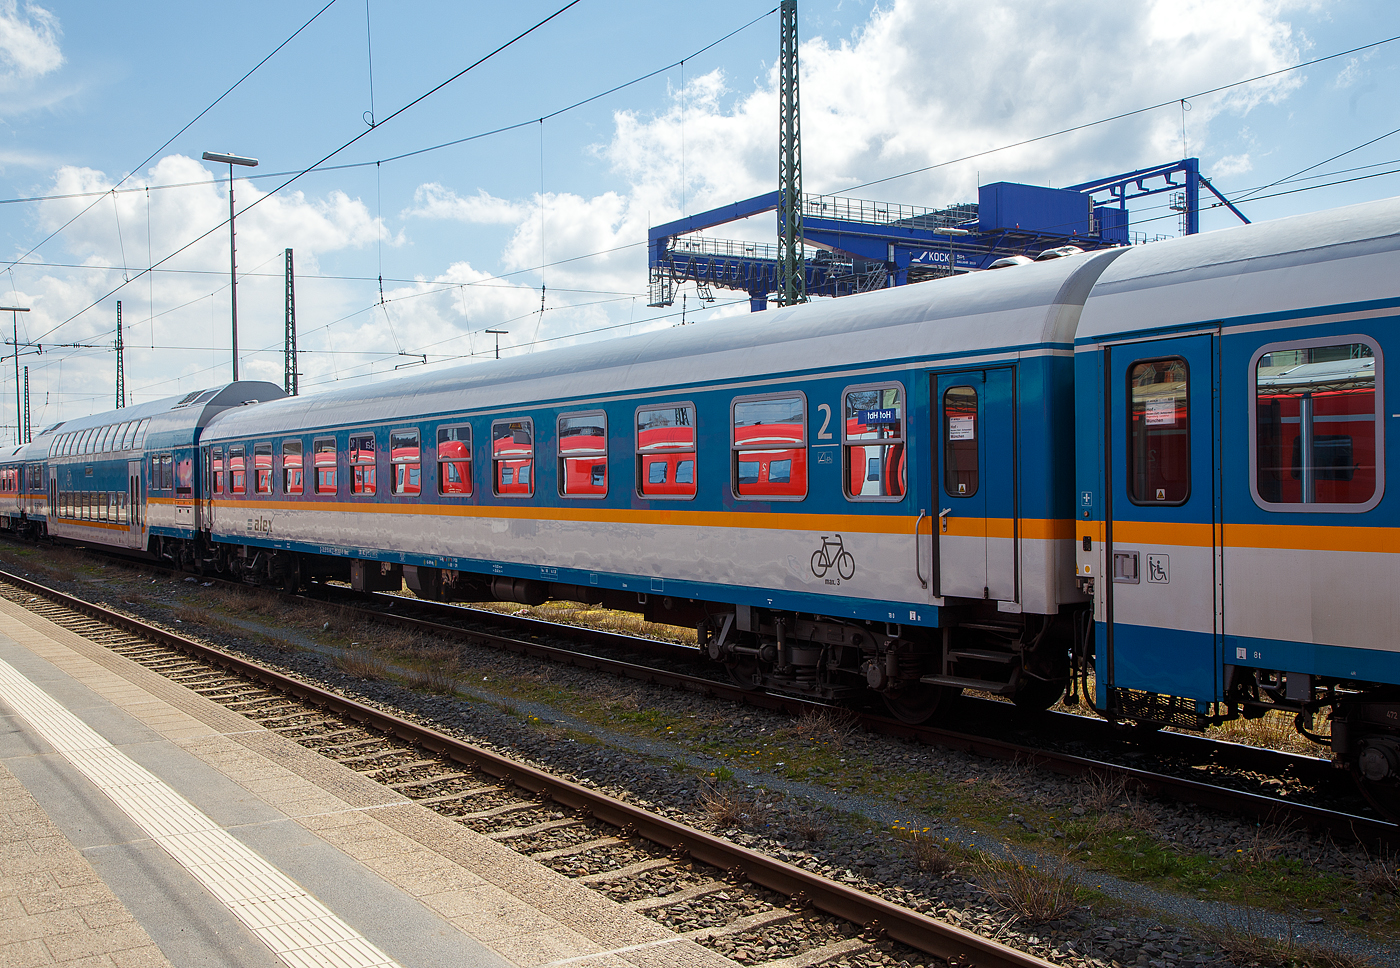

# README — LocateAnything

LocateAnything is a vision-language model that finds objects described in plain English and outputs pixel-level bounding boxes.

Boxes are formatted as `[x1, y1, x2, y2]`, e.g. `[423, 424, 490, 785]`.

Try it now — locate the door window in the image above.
[1127, 358, 1189, 505]
[942, 386, 978, 497]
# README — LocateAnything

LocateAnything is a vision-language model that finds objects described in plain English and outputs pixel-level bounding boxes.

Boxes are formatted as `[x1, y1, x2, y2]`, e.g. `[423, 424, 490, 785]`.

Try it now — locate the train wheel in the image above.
[725, 659, 762, 691]
[883, 683, 959, 724]
[1353, 770, 1400, 822]
[1012, 676, 1067, 712]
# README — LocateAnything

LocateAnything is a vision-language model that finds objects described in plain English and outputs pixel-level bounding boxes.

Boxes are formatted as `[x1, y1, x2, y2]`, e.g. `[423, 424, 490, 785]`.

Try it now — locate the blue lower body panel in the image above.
[1097, 621, 1219, 706]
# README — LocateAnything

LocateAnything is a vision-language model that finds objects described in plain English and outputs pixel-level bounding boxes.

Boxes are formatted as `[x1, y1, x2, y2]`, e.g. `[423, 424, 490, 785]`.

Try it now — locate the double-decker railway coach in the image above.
[197, 250, 1125, 722]
[1073, 196, 1400, 811]
[43, 382, 282, 560]
[0, 439, 50, 539]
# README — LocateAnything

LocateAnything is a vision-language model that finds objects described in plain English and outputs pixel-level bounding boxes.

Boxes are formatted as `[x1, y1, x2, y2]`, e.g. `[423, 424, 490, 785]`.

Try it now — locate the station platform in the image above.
[0, 596, 733, 968]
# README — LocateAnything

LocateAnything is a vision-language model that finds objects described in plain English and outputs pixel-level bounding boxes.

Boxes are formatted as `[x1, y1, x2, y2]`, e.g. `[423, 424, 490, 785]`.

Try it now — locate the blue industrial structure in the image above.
[648, 157, 1248, 312]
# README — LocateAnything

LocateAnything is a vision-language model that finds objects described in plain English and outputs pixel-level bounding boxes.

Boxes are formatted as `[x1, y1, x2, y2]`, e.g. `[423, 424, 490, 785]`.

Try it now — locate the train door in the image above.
[128, 460, 143, 536]
[934, 368, 1017, 602]
[1104, 333, 1222, 707]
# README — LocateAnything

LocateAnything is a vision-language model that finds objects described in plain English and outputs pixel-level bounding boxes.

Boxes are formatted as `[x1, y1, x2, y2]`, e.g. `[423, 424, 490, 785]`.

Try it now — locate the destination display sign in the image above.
[857, 409, 900, 426]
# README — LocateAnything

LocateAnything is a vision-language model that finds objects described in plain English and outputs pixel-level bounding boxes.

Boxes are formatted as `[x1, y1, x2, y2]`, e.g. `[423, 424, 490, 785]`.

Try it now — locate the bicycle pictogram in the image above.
[811, 533, 856, 580]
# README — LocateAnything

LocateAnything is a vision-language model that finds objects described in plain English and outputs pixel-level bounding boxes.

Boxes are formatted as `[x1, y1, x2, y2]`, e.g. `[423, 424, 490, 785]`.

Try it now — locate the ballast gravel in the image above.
[9, 559, 1400, 968]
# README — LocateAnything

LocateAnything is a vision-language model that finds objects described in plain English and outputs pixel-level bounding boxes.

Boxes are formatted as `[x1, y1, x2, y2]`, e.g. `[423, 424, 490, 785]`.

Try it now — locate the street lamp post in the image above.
[202, 151, 259, 382]
[0, 306, 29, 445]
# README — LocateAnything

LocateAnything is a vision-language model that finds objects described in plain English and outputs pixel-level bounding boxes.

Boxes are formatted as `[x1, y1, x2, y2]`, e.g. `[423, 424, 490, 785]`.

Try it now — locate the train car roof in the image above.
[43, 382, 284, 455]
[203, 248, 1124, 440]
[1078, 194, 1400, 341]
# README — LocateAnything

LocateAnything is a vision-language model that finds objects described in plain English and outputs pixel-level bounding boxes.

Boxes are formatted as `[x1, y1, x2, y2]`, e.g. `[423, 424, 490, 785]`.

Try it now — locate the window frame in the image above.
[942, 384, 981, 499]
[254, 442, 274, 495]
[313, 436, 338, 495]
[1125, 356, 1191, 508]
[282, 439, 304, 495]
[227, 444, 247, 495]
[841, 381, 907, 503]
[1248, 334, 1384, 514]
[211, 446, 224, 495]
[389, 428, 421, 497]
[557, 410, 608, 499]
[349, 432, 378, 496]
[634, 401, 698, 501]
[730, 390, 808, 502]
[491, 418, 535, 498]
[436, 424, 473, 497]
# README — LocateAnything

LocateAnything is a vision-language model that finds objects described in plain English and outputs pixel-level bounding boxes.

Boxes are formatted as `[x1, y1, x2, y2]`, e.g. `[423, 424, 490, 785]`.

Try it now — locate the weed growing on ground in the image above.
[700, 783, 769, 830]
[891, 825, 958, 876]
[975, 848, 1083, 923]
[334, 649, 388, 680]
[1206, 911, 1374, 968]
[786, 707, 859, 751]
[405, 660, 459, 695]
[792, 816, 827, 843]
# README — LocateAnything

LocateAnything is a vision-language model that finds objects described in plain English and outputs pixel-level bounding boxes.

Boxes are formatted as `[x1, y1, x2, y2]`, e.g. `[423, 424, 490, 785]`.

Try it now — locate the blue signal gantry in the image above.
[648, 157, 1249, 312]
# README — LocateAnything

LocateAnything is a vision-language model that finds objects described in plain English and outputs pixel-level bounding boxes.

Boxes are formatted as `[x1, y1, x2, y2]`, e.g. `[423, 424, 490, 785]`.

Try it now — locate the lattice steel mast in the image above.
[777, 0, 806, 306]
[284, 248, 298, 396]
[115, 300, 125, 409]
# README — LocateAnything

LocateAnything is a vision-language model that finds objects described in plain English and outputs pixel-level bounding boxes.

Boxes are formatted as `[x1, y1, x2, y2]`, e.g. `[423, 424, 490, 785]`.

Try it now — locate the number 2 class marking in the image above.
[817, 404, 833, 440]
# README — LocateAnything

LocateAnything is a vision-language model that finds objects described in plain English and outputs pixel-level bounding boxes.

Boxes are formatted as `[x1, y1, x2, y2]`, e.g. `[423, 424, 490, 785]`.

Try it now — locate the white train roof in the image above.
[203, 249, 1123, 440]
[1079, 194, 1400, 340]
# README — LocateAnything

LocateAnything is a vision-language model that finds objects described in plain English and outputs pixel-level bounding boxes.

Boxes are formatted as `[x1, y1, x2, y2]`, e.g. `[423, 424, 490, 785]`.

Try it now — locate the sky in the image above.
[0, 0, 1397, 432]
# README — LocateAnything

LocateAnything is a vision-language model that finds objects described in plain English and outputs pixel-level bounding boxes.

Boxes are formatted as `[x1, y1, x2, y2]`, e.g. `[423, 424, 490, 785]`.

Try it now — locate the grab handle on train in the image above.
[915, 509, 927, 588]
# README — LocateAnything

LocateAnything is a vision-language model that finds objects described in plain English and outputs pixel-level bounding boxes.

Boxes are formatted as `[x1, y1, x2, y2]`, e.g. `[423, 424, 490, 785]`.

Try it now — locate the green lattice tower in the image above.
[778, 0, 806, 306]
[115, 300, 125, 410]
[284, 248, 298, 396]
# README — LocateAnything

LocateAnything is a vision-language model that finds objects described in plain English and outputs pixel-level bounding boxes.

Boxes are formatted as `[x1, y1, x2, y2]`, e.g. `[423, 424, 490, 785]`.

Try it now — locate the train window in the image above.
[314, 437, 338, 494]
[732, 394, 807, 500]
[1127, 358, 1189, 505]
[558, 411, 607, 498]
[636, 404, 696, 499]
[390, 430, 420, 496]
[93, 426, 110, 453]
[843, 383, 905, 501]
[492, 419, 534, 497]
[350, 433, 377, 495]
[118, 422, 135, 450]
[102, 425, 118, 451]
[159, 453, 173, 491]
[212, 448, 224, 494]
[134, 419, 151, 450]
[437, 425, 472, 496]
[116, 491, 127, 524]
[943, 386, 979, 498]
[283, 440, 303, 495]
[228, 445, 246, 495]
[254, 443, 273, 494]
[1252, 339, 1382, 511]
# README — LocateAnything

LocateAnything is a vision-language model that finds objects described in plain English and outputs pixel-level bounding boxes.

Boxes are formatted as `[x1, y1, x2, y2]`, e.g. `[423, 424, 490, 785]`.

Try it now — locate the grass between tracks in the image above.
[2, 544, 1396, 955]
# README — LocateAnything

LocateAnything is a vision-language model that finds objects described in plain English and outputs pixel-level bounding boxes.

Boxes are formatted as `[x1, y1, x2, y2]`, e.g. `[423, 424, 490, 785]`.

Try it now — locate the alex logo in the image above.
[246, 516, 274, 535]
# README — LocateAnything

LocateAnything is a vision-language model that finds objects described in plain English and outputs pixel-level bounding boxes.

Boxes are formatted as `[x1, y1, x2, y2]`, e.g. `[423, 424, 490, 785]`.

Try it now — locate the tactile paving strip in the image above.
[0, 655, 403, 968]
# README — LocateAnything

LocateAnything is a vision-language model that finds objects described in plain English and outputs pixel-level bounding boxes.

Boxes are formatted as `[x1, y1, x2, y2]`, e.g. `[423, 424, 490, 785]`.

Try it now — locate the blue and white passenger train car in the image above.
[43, 383, 282, 557]
[0, 438, 48, 539]
[199, 251, 1120, 717]
[1073, 197, 1400, 810]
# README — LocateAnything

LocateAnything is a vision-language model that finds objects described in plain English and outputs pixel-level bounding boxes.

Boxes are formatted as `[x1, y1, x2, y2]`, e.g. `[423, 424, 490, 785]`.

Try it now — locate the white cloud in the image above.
[406, 184, 527, 224]
[0, 0, 60, 88]
[1213, 154, 1253, 177]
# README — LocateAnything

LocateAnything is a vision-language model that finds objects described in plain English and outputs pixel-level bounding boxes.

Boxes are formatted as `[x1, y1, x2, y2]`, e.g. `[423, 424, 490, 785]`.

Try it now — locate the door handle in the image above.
[915, 509, 927, 589]
[939, 507, 952, 534]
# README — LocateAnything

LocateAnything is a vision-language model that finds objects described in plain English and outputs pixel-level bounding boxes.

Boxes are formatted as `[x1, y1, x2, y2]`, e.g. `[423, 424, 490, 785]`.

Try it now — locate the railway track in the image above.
[0, 566, 1059, 968]
[296, 580, 1399, 846]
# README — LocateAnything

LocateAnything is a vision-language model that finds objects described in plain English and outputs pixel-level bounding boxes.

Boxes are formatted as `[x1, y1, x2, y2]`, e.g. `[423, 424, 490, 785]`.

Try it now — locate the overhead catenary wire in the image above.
[34, 0, 586, 346]
[0, 0, 341, 273]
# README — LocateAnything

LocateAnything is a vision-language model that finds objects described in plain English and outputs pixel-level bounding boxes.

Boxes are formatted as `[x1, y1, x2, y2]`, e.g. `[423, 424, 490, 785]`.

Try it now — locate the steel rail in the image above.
[317, 588, 1400, 845]
[0, 567, 1055, 968]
